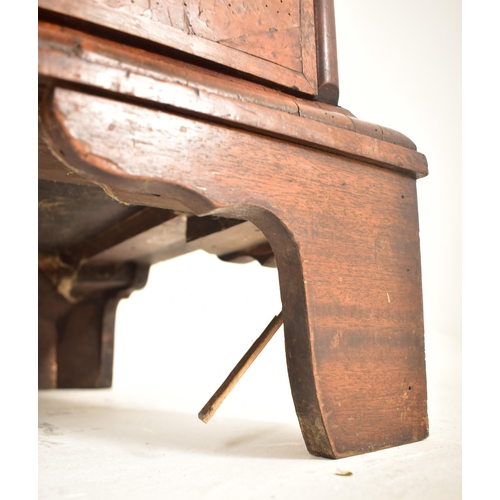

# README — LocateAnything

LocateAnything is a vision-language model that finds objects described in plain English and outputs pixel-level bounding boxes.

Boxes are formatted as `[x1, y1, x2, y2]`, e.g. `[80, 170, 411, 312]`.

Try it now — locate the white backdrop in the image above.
[112, 0, 462, 426]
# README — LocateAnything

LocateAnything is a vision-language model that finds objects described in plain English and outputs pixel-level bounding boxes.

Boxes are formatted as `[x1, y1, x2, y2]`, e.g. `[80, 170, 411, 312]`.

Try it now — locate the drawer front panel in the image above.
[39, 0, 318, 95]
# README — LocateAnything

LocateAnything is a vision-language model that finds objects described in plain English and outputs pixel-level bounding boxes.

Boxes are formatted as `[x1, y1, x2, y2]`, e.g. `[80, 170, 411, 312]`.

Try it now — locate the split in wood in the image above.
[198, 311, 283, 423]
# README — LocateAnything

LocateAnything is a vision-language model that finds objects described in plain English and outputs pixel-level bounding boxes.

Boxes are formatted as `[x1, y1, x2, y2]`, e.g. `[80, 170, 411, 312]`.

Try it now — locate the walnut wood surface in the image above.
[38, 5, 429, 458]
[39, 0, 318, 95]
[315, 0, 339, 104]
[40, 87, 428, 458]
[38, 263, 149, 388]
[38, 22, 426, 178]
[199, 312, 283, 423]
[84, 215, 270, 267]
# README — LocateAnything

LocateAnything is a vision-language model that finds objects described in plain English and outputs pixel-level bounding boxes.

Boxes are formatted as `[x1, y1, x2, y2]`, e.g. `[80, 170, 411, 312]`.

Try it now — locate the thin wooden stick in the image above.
[198, 311, 283, 423]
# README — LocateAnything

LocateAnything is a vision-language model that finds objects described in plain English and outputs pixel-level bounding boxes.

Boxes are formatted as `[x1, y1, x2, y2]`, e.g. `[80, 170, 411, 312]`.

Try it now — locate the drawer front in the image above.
[39, 0, 319, 96]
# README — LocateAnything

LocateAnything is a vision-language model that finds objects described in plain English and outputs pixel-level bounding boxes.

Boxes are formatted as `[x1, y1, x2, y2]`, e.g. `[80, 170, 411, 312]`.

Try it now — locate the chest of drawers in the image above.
[38, 0, 429, 459]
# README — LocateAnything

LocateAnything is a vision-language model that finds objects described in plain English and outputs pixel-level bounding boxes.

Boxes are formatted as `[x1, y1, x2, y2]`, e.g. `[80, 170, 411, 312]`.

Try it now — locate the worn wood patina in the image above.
[38, 0, 428, 459]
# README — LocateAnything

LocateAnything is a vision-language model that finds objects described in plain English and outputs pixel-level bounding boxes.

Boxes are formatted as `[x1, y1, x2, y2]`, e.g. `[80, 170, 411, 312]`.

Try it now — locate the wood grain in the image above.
[198, 312, 283, 423]
[315, 0, 339, 104]
[41, 88, 428, 458]
[38, 262, 149, 388]
[38, 22, 427, 178]
[38, 0, 318, 95]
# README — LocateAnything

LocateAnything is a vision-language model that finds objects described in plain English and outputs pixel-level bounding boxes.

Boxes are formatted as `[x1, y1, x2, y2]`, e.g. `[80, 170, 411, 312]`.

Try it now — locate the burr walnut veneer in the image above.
[38, 0, 429, 459]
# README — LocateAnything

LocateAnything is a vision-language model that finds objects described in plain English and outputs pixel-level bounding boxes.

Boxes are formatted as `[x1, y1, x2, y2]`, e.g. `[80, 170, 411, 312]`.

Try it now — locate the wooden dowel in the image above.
[198, 311, 283, 423]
